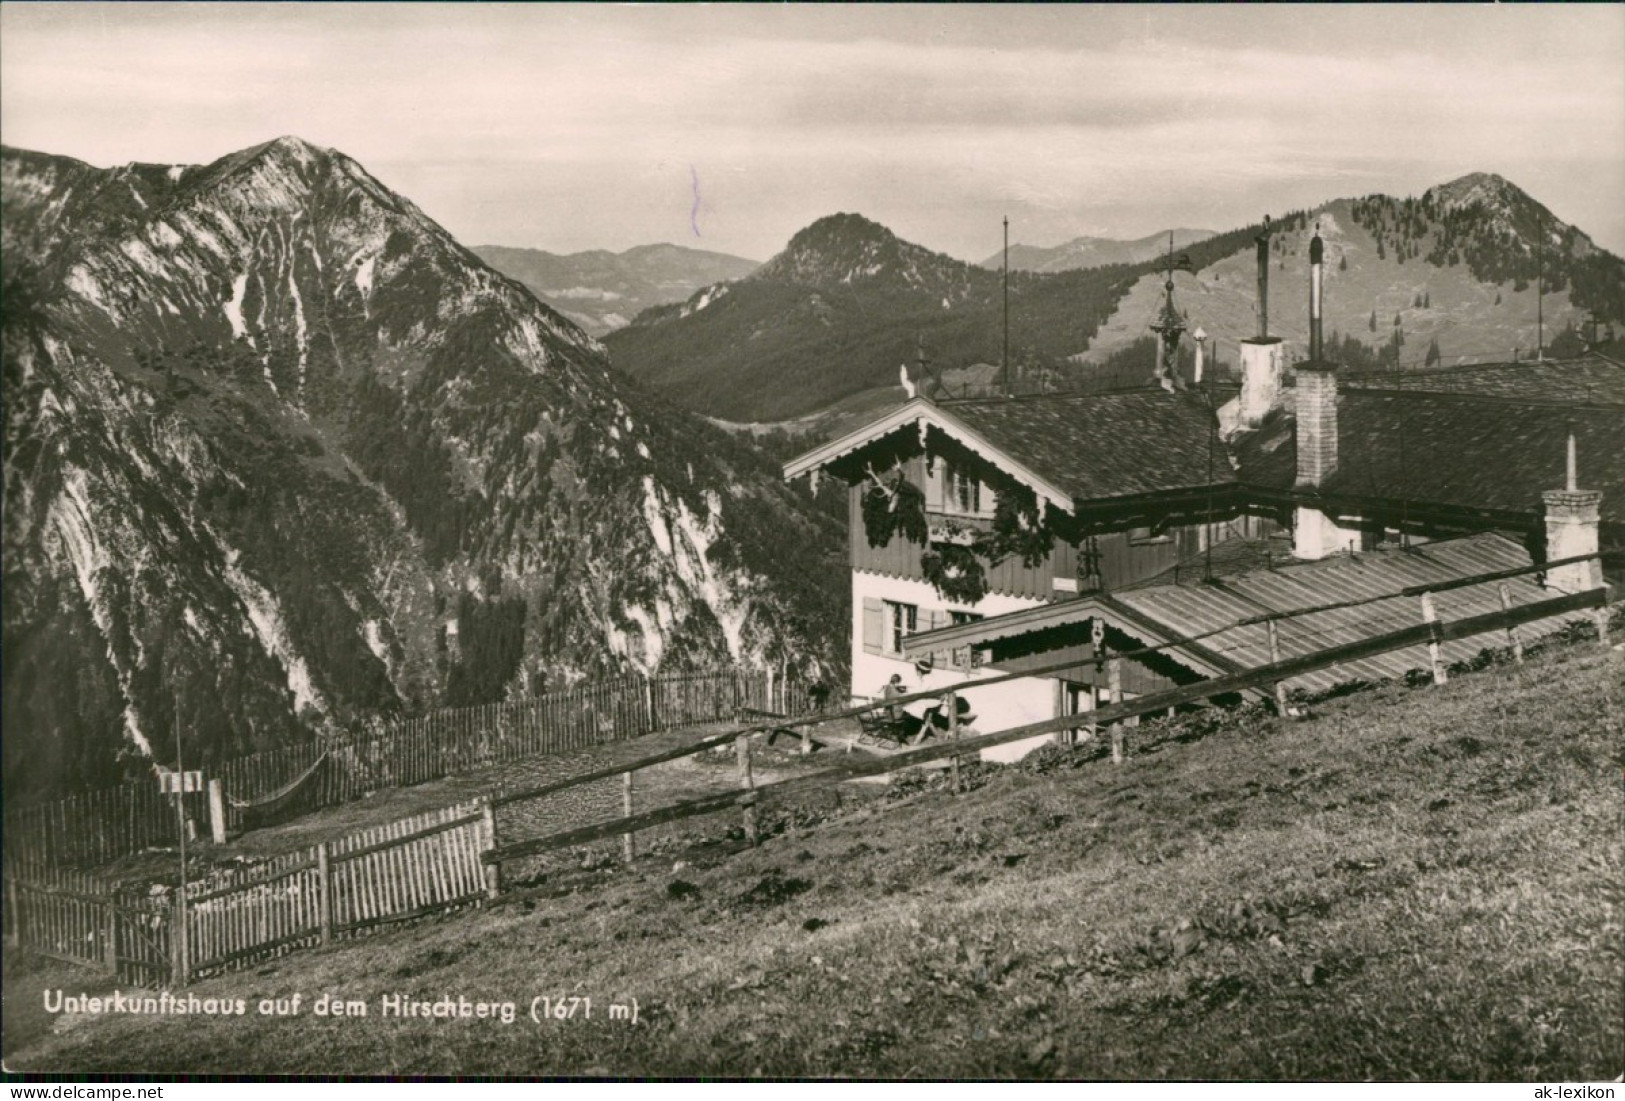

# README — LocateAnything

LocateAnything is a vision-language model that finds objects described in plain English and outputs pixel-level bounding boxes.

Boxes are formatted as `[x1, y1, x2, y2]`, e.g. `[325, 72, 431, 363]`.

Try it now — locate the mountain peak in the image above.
[752, 212, 965, 290]
[1440, 170, 1511, 190]
[1428, 171, 1524, 211]
[792, 212, 896, 245]
[260, 134, 328, 162]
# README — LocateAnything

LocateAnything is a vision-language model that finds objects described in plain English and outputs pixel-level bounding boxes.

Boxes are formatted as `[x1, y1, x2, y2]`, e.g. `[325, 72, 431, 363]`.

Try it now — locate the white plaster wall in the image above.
[1293, 506, 1362, 561]
[849, 570, 1058, 762]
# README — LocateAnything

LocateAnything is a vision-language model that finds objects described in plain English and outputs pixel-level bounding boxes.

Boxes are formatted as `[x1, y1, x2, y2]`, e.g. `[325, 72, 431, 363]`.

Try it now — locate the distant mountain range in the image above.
[1079, 172, 1624, 371]
[474, 243, 758, 335]
[0, 138, 842, 801]
[981, 228, 1215, 274]
[606, 175, 1624, 424]
[603, 212, 1227, 422]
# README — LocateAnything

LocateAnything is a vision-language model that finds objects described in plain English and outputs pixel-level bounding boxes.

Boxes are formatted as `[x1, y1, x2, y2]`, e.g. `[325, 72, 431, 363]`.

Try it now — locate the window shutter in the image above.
[862, 598, 884, 655]
[924, 459, 944, 512]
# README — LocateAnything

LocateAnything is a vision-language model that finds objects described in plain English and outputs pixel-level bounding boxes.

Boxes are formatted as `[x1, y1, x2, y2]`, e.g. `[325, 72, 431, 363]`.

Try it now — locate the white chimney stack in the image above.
[1236, 217, 1284, 428]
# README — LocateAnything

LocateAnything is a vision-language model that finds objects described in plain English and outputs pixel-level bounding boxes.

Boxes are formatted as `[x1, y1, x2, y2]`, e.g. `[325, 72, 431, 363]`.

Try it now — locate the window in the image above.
[885, 600, 917, 654]
[928, 456, 991, 518]
[945, 465, 981, 515]
[1129, 524, 1173, 545]
[946, 611, 983, 668]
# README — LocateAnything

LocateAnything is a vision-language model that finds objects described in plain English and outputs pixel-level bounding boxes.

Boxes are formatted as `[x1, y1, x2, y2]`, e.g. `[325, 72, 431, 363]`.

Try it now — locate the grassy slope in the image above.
[1080, 199, 1584, 369]
[6, 642, 1621, 1079]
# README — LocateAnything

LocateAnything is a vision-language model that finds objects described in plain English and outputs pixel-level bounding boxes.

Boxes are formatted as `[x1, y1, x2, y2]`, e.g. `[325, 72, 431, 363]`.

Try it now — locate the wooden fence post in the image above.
[103, 899, 117, 973]
[316, 842, 333, 945]
[1595, 607, 1611, 649]
[480, 800, 502, 899]
[1108, 658, 1125, 764]
[644, 676, 657, 732]
[1266, 619, 1291, 715]
[170, 891, 189, 988]
[736, 733, 758, 845]
[1498, 584, 1524, 664]
[207, 779, 227, 845]
[621, 771, 636, 865]
[1421, 592, 1448, 685]
[947, 690, 962, 793]
[5, 875, 20, 950]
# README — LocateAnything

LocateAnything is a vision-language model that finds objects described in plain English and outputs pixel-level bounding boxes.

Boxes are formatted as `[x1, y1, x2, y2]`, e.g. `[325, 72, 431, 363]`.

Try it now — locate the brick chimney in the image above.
[1290, 363, 1359, 559]
[1542, 433, 1604, 594]
[1294, 361, 1339, 488]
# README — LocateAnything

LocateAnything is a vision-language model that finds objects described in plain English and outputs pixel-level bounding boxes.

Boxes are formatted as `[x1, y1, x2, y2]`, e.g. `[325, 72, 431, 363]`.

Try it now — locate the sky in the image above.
[3, 3, 1623, 263]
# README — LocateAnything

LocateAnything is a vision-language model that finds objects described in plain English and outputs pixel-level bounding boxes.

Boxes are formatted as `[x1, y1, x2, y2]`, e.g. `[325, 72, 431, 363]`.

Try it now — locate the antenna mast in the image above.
[1536, 210, 1546, 361]
[1002, 216, 1010, 396]
[1149, 231, 1187, 390]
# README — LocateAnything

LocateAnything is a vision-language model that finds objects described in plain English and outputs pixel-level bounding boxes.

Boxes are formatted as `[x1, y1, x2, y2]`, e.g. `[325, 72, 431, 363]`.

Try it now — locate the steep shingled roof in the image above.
[1324, 390, 1625, 524]
[1341, 355, 1625, 404]
[1232, 355, 1625, 524]
[940, 389, 1231, 502]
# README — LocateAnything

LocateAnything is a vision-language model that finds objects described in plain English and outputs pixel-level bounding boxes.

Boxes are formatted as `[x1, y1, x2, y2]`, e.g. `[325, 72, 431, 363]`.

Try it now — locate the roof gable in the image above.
[784, 389, 1232, 509]
[781, 397, 1073, 508]
[945, 390, 1233, 502]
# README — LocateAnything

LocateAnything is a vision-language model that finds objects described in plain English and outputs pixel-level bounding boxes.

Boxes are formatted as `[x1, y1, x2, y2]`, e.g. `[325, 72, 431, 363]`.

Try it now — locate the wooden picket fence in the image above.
[3, 801, 494, 988]
[182, 801, 491, 980]
[1, 860, 172, 987]
[3, 667, 804, 872]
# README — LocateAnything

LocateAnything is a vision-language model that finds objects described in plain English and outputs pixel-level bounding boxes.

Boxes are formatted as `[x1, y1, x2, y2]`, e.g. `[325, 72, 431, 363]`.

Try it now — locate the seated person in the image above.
[921, 694, 977, 737]
[880, 673, 906, 723]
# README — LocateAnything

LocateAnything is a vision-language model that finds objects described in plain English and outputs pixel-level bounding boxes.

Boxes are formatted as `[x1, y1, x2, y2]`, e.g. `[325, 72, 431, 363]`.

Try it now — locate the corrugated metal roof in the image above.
[1112, 533, 1589, 694]
[906, 532, 1596, 699]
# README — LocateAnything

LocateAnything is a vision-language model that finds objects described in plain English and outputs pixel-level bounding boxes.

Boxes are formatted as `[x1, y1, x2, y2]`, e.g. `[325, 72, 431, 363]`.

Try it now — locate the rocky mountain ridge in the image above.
[1, 137, 843, 801]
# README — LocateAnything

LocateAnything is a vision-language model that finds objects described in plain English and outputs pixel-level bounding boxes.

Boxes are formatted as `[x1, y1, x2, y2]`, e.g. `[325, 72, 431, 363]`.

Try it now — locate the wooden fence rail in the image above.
[485, 585, 1613, 869]
[3, 668, 790, 872]
[4, 585, 1610, 989]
